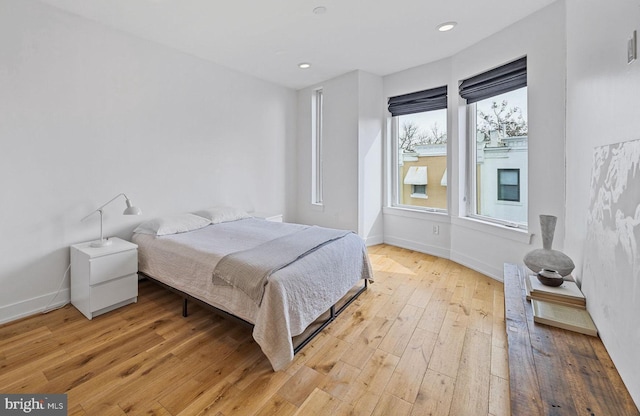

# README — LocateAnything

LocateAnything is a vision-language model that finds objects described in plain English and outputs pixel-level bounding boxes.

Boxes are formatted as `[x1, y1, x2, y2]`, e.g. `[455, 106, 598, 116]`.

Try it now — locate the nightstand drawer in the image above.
[89, 249, 137, 285]
[91, 273, 138, 312]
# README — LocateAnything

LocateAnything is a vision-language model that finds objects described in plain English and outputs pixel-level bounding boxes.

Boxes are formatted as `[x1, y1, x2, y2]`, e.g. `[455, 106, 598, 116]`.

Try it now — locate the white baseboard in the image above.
[0, 289, 70, 325]
[365, 234, 384, 246]
[383, 236, 451, 260]
[449, 250, 503, 282]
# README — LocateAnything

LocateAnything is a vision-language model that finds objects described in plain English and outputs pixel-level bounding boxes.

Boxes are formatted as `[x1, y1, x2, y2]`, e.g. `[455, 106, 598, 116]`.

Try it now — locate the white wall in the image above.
[0, 0, 296, 323]
[358, 72, 385, 245]
[296, 71, 359, 231]
[381, 1, 566, 280]
[565, 0, 640, 406]
[383, 58, 453, 259]
[296, 70, 384, 242]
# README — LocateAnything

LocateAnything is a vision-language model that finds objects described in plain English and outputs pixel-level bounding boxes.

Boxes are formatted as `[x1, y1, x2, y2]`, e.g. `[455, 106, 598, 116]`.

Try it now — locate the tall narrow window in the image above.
[312, 88, 323, 205]
[388, 86, 448, 211]
[460, 57, 528, 227]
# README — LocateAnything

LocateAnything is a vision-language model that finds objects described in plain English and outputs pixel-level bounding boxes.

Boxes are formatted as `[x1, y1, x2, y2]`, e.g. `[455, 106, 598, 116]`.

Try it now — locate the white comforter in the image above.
[132, 218, 371, 371]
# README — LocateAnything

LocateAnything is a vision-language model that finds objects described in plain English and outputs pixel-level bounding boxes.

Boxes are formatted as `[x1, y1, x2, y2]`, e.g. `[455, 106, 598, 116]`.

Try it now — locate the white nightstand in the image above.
[252, 212, 283, 222]
[70, 237, 138, 320]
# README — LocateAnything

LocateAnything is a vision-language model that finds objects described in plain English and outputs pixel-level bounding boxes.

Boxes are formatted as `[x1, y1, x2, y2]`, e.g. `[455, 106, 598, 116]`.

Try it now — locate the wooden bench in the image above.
[504, 263, 639, 415]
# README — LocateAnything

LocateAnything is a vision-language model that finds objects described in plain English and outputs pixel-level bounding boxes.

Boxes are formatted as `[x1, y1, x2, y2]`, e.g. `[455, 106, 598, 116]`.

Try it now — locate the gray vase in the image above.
[523, 215, 575, 276]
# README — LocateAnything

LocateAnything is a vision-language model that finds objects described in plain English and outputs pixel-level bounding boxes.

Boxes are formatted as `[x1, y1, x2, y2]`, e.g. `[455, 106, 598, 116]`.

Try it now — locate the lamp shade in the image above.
[123, 198, 142, 215]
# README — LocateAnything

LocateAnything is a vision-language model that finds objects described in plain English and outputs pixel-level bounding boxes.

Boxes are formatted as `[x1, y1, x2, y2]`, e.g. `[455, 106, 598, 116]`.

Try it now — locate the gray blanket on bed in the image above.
[212, 225, 352, 305]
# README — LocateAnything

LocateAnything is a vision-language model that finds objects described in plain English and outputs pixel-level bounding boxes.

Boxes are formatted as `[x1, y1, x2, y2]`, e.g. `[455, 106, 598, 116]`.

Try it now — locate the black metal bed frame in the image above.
[141, 273, 368, 354]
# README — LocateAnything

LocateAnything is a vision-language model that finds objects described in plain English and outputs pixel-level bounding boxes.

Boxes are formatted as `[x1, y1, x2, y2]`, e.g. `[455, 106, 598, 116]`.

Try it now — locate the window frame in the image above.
[390, 116, 402, 207]
[465, 92, 528, 229]
[390, 114, 447, 213]
[461, 56, 528, 229]
[387, 85, 448, 214]
[311, 88, 323, 206]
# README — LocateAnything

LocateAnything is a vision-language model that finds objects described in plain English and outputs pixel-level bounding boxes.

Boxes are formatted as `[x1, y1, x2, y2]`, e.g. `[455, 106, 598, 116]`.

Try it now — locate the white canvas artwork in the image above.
[582, 138, 640, 371]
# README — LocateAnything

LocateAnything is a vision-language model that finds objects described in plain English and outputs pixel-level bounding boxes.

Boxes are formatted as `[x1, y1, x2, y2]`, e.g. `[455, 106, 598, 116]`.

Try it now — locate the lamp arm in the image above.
[81, 193, 129, 222]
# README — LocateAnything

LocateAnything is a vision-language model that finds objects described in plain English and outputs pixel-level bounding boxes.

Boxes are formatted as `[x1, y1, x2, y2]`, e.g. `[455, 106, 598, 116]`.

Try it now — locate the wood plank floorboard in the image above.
[0, 244, 509, 416]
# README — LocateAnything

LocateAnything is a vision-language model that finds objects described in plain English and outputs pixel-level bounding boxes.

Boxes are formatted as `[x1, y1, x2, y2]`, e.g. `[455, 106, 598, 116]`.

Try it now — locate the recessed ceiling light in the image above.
[437, 21, 457, 32]
[298, 63, 311, 69]
[313, 6, 327, 15]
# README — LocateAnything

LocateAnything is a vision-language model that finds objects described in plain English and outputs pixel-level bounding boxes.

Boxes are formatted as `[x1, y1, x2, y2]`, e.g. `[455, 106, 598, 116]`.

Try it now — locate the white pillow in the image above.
[192, 206, 250, 224]
[133, 213, 211, 236]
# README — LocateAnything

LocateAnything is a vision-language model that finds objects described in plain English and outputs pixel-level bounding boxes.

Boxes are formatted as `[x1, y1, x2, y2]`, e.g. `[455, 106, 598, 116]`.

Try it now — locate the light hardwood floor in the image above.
[0, 244, 510, 416]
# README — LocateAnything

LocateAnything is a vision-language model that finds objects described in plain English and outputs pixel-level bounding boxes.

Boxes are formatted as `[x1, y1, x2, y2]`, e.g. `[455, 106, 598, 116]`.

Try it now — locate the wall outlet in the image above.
[433, 225, 439, 235]
[628, 30, 637, 64]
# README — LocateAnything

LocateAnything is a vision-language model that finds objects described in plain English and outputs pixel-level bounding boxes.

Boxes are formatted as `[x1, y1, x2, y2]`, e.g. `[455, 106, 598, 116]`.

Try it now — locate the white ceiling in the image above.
[37, 0, 557, 90]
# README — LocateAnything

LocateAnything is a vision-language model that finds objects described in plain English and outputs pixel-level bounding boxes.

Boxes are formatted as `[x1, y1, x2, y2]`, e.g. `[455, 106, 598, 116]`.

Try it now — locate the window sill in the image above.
[310, 203, 324, 212]
[451, 216, 533, 244]
[496, 200, 523, 206]
[383, 206, 449, 223]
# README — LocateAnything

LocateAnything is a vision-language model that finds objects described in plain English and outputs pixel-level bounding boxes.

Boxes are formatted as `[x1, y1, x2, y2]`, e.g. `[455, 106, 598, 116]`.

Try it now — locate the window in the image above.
[460, 57, 528, 227]
[498, 169, 520, 201]
[404, 166, 428, 199]
[312, 88, 323, 205]
[411, 185, 427, 199]
[388, 86, 447, 211]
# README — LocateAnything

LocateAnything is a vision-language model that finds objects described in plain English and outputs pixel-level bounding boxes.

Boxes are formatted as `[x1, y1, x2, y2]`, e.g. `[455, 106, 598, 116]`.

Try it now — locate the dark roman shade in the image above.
[459, 57, 527, 104]
[388, 86, 447, 117]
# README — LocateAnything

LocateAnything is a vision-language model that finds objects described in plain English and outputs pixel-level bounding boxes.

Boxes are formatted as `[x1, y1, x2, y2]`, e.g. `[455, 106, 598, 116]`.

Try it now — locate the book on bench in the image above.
[525, 274, 586, 309]
[531, 299, 597, 336]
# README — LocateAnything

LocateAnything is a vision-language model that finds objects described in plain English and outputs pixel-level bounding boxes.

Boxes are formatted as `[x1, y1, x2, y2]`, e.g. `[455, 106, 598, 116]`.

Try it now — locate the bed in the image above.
[131, 207, 372, 371]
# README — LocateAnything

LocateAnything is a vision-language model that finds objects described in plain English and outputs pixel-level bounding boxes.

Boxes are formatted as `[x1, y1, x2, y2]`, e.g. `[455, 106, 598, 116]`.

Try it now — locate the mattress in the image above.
[132, 218, 371, 370]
